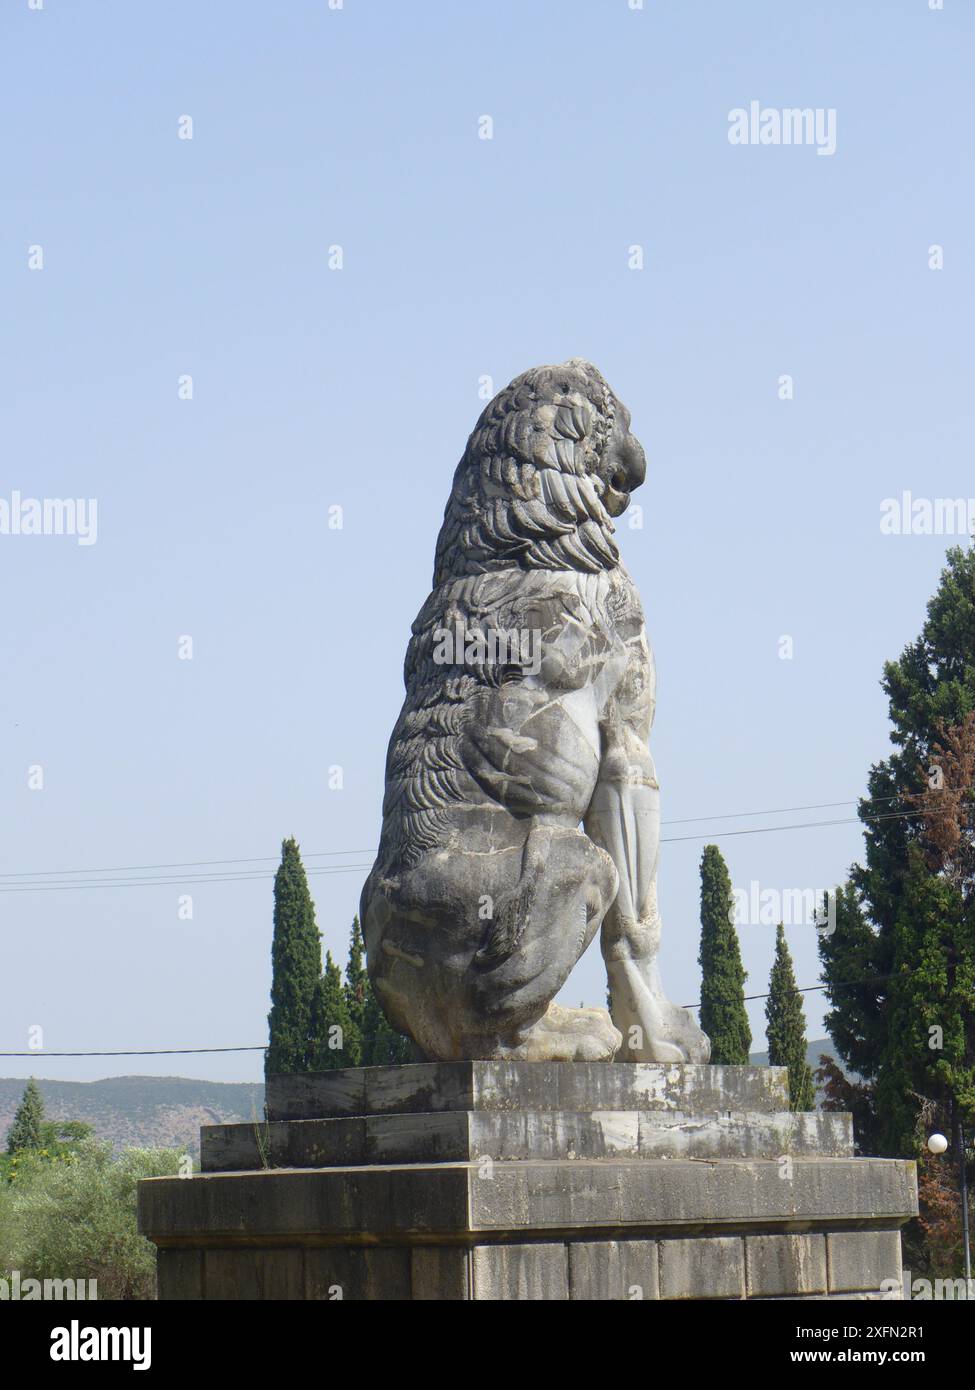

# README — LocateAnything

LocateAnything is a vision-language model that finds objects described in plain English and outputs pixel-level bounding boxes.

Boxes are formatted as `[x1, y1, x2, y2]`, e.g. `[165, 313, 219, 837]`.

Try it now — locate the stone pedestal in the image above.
[138, 1062, 917, 1301]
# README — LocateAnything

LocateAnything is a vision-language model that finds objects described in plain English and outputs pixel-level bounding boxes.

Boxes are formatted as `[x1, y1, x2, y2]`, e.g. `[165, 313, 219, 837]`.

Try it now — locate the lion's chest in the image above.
[545, 568, 654, 729]
[458, 569, 654, 820]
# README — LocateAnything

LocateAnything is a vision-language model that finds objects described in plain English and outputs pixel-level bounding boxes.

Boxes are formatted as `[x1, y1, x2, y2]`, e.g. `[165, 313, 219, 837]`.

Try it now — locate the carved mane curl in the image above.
[432, 359, 622, 585]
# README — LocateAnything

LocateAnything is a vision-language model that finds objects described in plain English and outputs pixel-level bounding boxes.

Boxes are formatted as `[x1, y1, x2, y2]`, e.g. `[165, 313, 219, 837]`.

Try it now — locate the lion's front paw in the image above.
[613, 1003, 711, 1065]
[502, 1003, 622, 1063]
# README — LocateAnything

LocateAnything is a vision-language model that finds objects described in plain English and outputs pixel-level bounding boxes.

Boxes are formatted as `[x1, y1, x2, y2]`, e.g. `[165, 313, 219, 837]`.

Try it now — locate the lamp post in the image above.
[928, 1122, 972, 1289]
[957, 1121, 971, 1287]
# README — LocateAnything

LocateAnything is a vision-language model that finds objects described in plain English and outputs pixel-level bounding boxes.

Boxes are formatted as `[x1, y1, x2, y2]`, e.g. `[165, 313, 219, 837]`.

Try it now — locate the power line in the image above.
[683, 973, 892, 1011]
[663, 816, 856, 844]
[664, 801, 949, 844]
[664, 797, 870, 826]
[0, 864, 375, 894]
[0, 792, 918, 883]
[0, 792, 961, 896]
[0, 978, 894, 1055]
[0, 1046, 267, 1057]
[0, 810, 935, 893]
[0, 849, 376, 881]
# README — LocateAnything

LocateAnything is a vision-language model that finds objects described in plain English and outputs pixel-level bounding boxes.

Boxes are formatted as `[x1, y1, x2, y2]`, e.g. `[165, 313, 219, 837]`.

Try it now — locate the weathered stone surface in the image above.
[827, 1230, 903, 1293]
[659, 1236, 745, 1299]
[155, 1248, 202, 1300]
[203, 1105, 852, 1172]
[304, 1247, 411, 1301]
[140, 1155, 917, 1243]
[752, 1289, 901, 1301]
[204, 1249, 303, 1300]
[140, 1063, 918, 1301]
[471, 1243, 569, 1300]
[745, 1234, 828, 1298]
[359, 361, 709, 1065]
[265, 1061, 789, 1122]
[568, 1239, 659, 1300]
[634, 1108, 853, 1160]
[202, 1115, 363, 1171]
[139, 1166, 472, 1242]
[467, 1158, 918, 1234]
[411, 1247, 470, 1301]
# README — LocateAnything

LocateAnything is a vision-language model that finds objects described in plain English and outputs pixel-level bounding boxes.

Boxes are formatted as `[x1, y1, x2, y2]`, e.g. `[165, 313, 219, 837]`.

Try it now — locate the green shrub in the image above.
[0, 1139, 185, 1300]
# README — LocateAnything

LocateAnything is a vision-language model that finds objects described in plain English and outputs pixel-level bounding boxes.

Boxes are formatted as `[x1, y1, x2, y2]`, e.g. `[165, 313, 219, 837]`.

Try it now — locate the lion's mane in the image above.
[433, 359, 622, 583]
[377, 360, 626, 871]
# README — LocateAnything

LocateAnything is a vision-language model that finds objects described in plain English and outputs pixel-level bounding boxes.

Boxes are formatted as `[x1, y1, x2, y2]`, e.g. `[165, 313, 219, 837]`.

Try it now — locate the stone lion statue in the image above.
[360, 360, 710, 1064]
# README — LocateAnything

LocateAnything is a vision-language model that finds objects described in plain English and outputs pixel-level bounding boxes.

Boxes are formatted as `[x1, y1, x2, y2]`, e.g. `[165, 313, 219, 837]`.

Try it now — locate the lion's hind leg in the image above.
[465, 824, 622, 1061]
[364, 823, 622, 1062]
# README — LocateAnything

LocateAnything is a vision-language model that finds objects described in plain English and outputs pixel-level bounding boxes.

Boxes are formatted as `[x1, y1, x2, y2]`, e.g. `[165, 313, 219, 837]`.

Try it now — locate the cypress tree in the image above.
[698, 844, 751, 1063]
[266, 838, 322, 1077]
[308, 951, 355, 1070]
[7, 1078, 44, 1153]
[361, 981, 414, 1065]
[344, 917, 368, 1049]
[766, 924, 815, 1111]
[342, 916, 413, 1065]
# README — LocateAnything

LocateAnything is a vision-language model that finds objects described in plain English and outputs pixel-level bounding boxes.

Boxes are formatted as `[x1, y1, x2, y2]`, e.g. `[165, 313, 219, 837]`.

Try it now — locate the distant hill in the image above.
[749, 1038, 841, 1073]
[0, 1076, 265, 1157]
[750, 1038, 856, 1105]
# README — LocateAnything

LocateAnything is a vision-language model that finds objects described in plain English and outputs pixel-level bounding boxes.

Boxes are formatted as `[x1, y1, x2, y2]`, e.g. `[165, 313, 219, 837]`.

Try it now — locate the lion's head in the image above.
[433, 359, 647, 586]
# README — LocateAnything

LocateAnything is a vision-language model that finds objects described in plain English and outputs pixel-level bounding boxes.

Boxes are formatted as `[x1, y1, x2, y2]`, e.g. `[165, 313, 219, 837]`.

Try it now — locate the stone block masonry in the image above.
[139, 1062, 916, 1301]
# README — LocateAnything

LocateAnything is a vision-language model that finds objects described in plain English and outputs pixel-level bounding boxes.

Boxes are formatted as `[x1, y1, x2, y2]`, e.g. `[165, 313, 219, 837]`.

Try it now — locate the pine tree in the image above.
[766, 925, 815, 1111]
[7, 1078, 44, 1153]
[815, 1054, 881, 1157]
[819, 546, 975, 1157]
[817, 882, 887, 1085]
[876, 845, 975, 1154]
[266, 839, 322, 1077]
[698, 844, 751, 1063]
[308, 951, 355, 1070]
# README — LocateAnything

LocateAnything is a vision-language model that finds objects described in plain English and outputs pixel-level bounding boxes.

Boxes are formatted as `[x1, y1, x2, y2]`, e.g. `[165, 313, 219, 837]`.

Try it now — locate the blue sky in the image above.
[2, 0, 972, 1082]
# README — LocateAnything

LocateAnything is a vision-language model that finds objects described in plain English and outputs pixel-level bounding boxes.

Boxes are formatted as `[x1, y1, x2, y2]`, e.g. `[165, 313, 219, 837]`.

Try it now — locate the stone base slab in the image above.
[201, 1107, 854, 1171]
[264, 1060, 791, 1121]
[152, 1230, 906, 1302]
[141, 1155, 916, 1241]
[139, 1064, 918, 1301]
